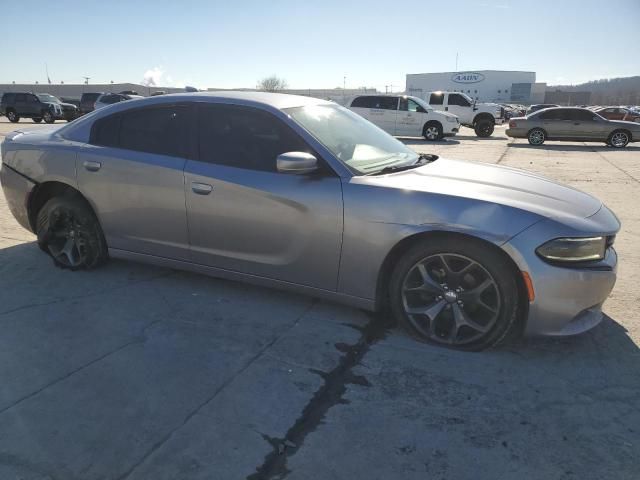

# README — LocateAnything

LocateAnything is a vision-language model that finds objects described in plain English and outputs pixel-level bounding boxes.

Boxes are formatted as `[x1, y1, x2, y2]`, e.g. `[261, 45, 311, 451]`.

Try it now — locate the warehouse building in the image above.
[406, 70, 546, 104]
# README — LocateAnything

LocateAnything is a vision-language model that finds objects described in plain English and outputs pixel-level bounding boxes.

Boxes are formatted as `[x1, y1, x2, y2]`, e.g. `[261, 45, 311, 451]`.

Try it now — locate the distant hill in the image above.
[549, 76, 640, 105]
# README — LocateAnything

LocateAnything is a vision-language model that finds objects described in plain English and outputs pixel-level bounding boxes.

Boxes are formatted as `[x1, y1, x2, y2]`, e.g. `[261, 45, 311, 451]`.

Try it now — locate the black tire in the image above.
[33, 117, 43, 123]
[36, 195, 108, 270]
[474, 119, 494, 137]
[389, 236, 521, 351]
[6, 110, 20, 123]
[423, 122, 443, 141]
[43, 111, 55, 124]
[527, 128, 545, 146]
[608, 130, 630, 148]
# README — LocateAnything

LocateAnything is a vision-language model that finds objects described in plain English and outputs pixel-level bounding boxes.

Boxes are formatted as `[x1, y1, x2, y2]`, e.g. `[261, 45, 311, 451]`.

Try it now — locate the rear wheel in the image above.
[389, 237, 521, 351]
[608, 130, 629, 148]
[474, 119, 494, 137]
[528, 128, 545, 145]
[43, 111, 55, 124]
[36, 196, 108, 270]
[423, 122, 443, 141]
[6, 110, 19, 123]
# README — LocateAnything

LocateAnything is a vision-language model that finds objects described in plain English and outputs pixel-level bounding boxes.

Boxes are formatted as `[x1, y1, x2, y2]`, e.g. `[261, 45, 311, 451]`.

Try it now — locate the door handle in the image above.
[83, 160, 101, 172]
[191, 182, 213, 195]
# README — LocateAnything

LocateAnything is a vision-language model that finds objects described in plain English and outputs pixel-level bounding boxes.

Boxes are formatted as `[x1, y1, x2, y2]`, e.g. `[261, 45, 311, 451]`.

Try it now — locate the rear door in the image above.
[77, 103, 193, 260]
[184, 103, 343, 290]
[538, 109, 573, 138]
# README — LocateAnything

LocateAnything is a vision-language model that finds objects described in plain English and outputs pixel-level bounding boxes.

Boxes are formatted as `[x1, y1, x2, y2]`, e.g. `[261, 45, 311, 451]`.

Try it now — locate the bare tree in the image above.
[257, 75, 288, 92]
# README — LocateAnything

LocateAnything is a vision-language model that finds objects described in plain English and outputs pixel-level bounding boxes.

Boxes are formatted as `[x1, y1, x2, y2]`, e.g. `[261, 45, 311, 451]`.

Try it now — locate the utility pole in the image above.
[455, 52, 459, 72]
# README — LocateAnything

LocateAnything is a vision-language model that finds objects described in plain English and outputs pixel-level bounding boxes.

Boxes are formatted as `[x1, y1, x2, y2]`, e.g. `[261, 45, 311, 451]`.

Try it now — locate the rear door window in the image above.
[119, 106, 190, 157]
[90, 105, 191, 158]
[351, 96, 376, 108]
[429, 93, 444, 105]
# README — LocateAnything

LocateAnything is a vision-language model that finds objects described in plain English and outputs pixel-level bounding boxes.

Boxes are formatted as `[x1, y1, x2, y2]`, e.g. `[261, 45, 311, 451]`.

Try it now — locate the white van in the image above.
[347, 94, 459, 140]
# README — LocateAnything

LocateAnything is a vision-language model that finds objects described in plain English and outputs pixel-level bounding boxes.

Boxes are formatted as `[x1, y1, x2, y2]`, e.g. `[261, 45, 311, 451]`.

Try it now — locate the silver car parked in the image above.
[0, 93, 620, 350]
[506, 107, 640, 147]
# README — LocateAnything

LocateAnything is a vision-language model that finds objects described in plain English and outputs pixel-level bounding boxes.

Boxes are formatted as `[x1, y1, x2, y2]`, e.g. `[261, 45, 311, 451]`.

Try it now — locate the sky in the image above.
[2, 0, 639, 90]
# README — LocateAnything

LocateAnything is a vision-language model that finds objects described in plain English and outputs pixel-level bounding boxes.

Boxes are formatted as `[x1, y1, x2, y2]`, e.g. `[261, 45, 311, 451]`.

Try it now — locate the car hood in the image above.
[361, 158, 602, 220]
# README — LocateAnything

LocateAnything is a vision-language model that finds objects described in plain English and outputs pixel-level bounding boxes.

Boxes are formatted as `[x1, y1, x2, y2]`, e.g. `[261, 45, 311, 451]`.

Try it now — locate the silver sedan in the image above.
[0, 92, 620, 350]
[506, 107, 640, 147]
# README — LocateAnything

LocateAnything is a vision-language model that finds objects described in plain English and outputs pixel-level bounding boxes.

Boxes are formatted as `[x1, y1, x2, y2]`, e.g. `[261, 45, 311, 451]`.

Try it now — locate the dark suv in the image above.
[79, 92, 104, 115]
[0, 92, 78, 123]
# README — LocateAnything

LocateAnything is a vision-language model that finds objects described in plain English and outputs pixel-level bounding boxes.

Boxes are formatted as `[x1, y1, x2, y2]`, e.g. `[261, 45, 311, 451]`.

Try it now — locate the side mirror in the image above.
[277, 151, 318, 175]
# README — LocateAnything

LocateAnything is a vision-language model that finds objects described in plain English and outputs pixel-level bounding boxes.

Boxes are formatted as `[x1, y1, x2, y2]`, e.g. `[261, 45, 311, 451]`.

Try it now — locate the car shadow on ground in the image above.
[399, 137, 461, 146]
[508, 143, 640, 152]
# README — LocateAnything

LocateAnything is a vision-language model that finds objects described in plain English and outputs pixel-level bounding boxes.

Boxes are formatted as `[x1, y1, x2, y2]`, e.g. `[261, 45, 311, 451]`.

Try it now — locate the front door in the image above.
[396, 97, 427, 136]
[77, 103, 192, 261]
[184, 103, 343, 291]
[444, 93, 472, 122]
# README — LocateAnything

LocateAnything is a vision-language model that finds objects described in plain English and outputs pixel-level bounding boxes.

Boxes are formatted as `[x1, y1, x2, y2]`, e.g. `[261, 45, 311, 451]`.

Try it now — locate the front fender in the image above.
[337, 182, 542, 300]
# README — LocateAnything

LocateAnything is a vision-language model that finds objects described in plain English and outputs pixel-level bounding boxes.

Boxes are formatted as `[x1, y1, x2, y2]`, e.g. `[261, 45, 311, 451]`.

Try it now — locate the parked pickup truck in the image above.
[425, 91, 505, 137]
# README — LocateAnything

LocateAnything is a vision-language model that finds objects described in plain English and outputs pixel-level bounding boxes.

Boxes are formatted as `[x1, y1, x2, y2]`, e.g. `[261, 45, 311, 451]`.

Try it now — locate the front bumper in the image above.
[0, 163, 36, 232]
[502, 206, 620, 337]
[495, 118, 505, 125]
[443, 125, 460, 137]
[505, 128, 527, 138]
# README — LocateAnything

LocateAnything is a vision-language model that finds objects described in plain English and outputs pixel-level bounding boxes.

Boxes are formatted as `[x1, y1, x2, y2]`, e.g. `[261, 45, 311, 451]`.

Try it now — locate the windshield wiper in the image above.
[368, 154, 438, 175]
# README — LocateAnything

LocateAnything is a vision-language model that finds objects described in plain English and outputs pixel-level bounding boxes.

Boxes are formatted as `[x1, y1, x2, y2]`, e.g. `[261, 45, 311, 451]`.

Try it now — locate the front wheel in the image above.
[33, 117, 43, 123]
[474, 120, 494, 137]
[528, 128, 545, 145]
[389, 237, 521, 351]
[608, 130, 629, 148]
[36, 196, 108, 270]
[423, 122, 443, 141]
[43, 111, 55, 124]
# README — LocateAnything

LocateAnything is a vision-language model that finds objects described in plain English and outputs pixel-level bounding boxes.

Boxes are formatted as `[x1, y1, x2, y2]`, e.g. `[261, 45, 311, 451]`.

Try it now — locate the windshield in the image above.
[286, 104, 418, 175]
[36, 94, 61, 103]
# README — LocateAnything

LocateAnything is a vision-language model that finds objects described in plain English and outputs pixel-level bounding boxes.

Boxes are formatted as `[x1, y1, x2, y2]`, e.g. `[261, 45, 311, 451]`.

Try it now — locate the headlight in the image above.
[536, 236, 606, 263]
[446, 116, 457, 123]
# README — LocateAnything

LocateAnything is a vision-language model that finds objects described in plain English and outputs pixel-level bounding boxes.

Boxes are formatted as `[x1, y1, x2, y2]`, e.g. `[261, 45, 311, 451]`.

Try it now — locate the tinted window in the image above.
[429, 93, 444, 105]
[540, 108, 573, 120]
[119, 106, 189, 157]
[15, 94, 27, 102]
[448, 94, 471, 107]
[91, 114, 120, 147]
[101, 94, 122, 105]
[198, 104, 311, 172]
[569, 109, 597, 121]
[351, 96, 376, 108]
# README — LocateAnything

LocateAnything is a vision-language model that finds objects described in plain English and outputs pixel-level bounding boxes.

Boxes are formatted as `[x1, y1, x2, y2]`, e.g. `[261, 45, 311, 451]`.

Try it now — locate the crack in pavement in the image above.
[590, 146, 640, 183]
[0, 318, 164, 417]
[0, 270, 176, 318]
[246, 313, 389, 480]
[115, 299, 319, 480]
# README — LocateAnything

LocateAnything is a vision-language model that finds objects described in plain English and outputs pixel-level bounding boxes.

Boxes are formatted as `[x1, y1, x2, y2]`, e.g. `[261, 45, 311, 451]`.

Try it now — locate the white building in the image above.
[406, 70, 545, 104]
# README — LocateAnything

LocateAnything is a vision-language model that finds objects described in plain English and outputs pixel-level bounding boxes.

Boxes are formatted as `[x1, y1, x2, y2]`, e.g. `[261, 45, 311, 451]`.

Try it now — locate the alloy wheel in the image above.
[529, 130, 544, 145]
[7, 111, 16, 121]
[46, 210, 89, 268]
[401, 253, 501, 346]
[610, 132, 629, 148]
[425, 126, 439, 140]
